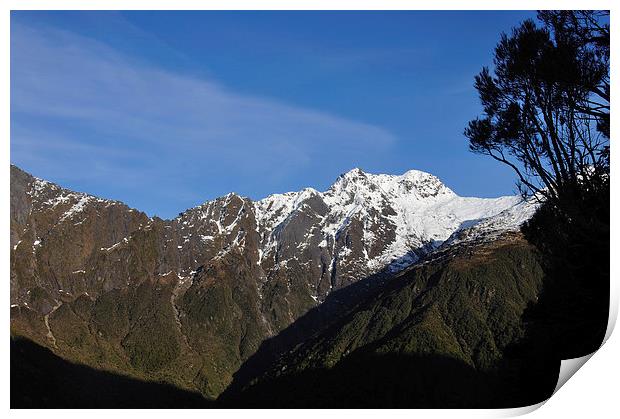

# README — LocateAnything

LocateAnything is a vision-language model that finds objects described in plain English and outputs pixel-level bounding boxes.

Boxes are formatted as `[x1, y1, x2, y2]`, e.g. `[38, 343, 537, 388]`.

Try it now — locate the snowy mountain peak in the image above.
[337, 167, 367, 179]
[247, 167, 534, 282]
[329, 168, 455, 203]
[371, 170, 454, 200]
[331, 167, 370, 189]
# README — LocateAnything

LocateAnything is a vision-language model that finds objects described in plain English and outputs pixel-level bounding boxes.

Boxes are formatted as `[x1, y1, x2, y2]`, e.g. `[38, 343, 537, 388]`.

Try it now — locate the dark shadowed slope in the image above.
[11, 337, 213, 408]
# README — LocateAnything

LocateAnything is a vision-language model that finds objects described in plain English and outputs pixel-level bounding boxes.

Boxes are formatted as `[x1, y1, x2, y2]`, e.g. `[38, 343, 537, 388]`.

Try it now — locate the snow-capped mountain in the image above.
[10, 164, 537, 398]
[254, 168, 524, 281]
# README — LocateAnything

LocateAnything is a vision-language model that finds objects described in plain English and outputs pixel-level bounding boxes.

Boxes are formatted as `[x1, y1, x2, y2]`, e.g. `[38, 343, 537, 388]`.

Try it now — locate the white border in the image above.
[2, 1, 617, 418]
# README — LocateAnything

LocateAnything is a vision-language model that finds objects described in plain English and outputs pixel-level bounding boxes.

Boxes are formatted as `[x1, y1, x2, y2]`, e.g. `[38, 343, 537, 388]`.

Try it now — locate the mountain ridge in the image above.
[11, 163, 532, 277]
[10, 163, 538, 399]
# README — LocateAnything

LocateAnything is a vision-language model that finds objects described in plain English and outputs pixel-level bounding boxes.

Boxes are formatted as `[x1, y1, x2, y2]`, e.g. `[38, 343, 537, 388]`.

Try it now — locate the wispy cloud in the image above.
[11, 22, 397, 217]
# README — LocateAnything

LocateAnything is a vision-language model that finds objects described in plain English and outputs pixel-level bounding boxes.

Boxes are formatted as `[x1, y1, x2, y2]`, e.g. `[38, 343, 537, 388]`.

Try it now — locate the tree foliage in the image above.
[465, 11, 609, 208]
[465, 11, 610, 360]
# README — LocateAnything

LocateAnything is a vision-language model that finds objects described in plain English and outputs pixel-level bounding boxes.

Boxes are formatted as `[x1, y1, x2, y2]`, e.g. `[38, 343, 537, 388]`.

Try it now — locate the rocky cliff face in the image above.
[9, 164, 535, 398]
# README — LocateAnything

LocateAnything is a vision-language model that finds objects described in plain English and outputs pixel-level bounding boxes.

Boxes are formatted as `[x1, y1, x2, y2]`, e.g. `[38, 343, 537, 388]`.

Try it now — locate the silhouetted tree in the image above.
[464, 11, 609, 209]
[466, 11, 610, 359]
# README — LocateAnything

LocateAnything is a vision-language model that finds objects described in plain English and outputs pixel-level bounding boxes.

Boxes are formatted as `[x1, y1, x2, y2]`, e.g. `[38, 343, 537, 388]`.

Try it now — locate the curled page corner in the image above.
[553, 353, 595, 394]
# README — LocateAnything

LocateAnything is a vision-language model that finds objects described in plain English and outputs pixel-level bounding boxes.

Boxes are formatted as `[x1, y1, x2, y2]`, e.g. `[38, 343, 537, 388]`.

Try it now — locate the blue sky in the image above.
[11, 10, 537, 218]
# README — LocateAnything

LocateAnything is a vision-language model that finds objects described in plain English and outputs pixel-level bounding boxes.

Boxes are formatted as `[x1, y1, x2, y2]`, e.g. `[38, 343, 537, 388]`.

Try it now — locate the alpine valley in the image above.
[10, 164, 553, 407]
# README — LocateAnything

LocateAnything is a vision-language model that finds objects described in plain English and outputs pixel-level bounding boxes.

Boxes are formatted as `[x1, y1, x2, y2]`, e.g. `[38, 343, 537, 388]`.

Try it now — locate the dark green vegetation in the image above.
[10, 263, 267, 400]
[221, 235, 559, 407]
